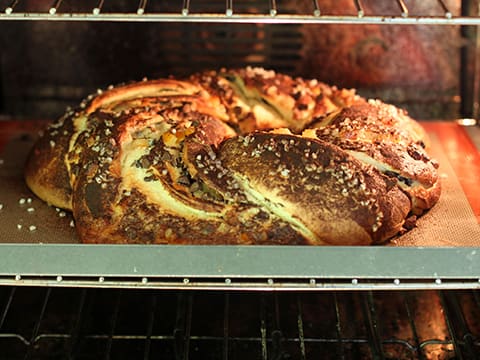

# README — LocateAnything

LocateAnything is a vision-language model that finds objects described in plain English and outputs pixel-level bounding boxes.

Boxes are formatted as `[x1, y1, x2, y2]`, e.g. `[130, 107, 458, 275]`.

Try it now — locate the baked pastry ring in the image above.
[25, 67, 440, 245]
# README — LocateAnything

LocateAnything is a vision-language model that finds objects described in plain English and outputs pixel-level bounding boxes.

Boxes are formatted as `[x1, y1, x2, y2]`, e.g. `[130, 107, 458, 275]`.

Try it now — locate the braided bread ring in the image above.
[25, 67, 440, 245]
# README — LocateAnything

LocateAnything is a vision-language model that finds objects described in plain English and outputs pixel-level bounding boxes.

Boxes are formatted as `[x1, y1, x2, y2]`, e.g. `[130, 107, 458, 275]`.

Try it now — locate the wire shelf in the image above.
[0, 287, 479, 359]
[0, 0, 479, 24]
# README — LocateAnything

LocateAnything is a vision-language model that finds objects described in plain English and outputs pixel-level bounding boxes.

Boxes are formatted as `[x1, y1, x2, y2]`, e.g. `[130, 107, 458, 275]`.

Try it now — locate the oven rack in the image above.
[0, 0, 479, 25]
[0, 287, 479, 359]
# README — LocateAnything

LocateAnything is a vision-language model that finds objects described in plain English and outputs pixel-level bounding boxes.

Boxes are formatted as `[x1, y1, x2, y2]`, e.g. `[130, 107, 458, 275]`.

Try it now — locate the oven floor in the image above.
[0, 287, 479, 359]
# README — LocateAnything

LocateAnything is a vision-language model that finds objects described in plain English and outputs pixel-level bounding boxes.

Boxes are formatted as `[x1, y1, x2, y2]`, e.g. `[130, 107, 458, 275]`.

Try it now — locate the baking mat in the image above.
[0, 125, 479, 247]
[389, 132, 480, 246]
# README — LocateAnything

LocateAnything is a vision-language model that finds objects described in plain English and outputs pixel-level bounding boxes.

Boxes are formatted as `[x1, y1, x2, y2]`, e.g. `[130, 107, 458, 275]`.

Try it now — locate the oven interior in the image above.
[0, 0, 479, 359]
[1, 287, 480, 359]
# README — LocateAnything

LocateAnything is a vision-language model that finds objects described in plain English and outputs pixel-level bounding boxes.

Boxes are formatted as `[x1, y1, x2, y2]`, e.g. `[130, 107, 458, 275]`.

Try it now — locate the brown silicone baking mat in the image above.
[0, 121, 479, 246]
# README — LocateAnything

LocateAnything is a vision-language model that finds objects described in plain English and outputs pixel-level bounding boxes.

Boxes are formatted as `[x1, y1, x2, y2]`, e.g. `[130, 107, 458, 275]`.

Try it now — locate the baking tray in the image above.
[0, 120, 479, 290]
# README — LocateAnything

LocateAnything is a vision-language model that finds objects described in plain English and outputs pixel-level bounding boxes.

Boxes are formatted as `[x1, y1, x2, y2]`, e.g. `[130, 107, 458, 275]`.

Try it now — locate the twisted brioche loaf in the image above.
[25, 67, 440, 245]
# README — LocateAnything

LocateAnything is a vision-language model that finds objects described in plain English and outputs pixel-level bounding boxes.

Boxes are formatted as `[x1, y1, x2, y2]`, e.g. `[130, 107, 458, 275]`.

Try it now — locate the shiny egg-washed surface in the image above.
[24, 67, 440, 245]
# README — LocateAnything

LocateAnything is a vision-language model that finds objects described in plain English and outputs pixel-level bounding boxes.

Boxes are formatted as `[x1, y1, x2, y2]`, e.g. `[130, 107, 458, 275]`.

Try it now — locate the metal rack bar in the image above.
[4, 275, 480, 291]
[333, 292, 346, 358]
[4, 0, 18, 15]
[1, 12, 480, 25]
[137, 0, 148, 15]
[1, 0, 480, 24]
[67, 288, 88, 359]
[396, 0, 409, 17]
[105, 290, 122, 360]
[311, 0, 320, 17]
[403, 292, 427, 360]
[143, 294, 157, 360]
[174, 293, 192, 360]
[92, 0, 104, 15]
[270, 293, 285, 359]
[24, 288, 51, 360]
[438, 0, 453, 18]
[0, 287, 14, 330]
[184, 294, 193, 360]
[440, 292, 479, 359]
[354, 0, 365, 18]
[260, 294, 268, 360]
[48, 0, 63, 15]
[222, 293, 229, 360]
[269, 0, 277, 17]
[2, 278, 480, 292]
[440, 292, 465, 360]
[296, 295, 306, 360]
[361, 291, 385, 359]
[181, 0, 190, 17]
[225, 0, 232, 17]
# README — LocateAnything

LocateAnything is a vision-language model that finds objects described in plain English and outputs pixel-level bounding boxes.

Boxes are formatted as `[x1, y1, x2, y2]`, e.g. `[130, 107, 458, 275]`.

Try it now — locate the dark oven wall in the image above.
[0, 0, 463, 120]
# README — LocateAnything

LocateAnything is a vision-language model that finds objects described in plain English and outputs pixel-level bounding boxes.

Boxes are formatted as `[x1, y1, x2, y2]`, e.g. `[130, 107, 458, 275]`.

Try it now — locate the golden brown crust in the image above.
[307, 100, 440, 214]
[190, 67, 364, 134]
[24, 67, 441, 245]
[218, 133, 411, 245]
[24, 112, 74, 210]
